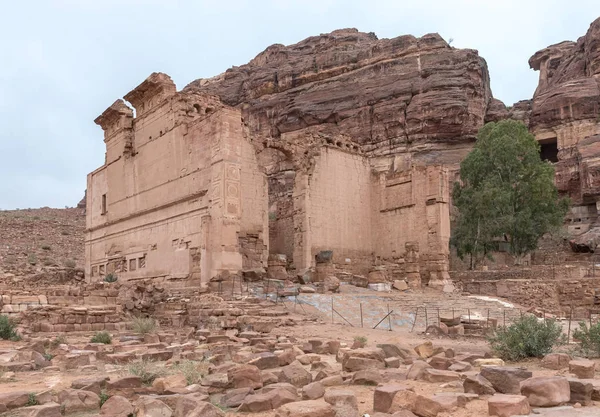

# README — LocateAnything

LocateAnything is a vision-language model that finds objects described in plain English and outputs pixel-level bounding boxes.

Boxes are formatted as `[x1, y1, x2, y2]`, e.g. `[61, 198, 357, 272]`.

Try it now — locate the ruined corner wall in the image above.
[86, 74, 267, 286]
[372, 165, 451, 284]
[304, 148, 373, 275]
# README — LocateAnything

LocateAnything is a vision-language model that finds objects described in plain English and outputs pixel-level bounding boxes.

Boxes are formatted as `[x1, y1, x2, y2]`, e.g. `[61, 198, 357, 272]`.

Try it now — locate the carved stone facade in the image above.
[87, 27, 499, 287]
[86, 73, 268, 287]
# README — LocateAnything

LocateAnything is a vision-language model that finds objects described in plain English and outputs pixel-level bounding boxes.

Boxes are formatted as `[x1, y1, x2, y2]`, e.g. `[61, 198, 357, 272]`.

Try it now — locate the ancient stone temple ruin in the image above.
[86, 29, 501, 288]
[86, 73, 268, 286]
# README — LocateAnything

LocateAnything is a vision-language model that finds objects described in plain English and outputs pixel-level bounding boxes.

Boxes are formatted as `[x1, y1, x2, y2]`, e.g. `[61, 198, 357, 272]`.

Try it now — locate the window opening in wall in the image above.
[101, 194, 107, 215]
[139, 255, 146, 269]
[129, 258, 137, 271]
[92, 266, 98, 277]
[99, 264, 105, 275]
[539, 137, 558, 163]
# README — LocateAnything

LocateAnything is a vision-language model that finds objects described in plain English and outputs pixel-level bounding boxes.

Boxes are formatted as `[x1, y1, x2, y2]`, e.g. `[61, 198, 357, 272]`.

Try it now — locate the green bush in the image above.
[104, 273, 118, 283]
[41, 245, 51, 251]
[90, 331, 112, 344]
[26, 393, 38, 406]
[0, 315, 19, 341]
[99, 390, 110, 407]
[131, 316, 157, 334]
[573, 321, 600, 358]
[64, 259, 76, 268]
[487, 314, 564, 361]
[27, 254, 37, 265]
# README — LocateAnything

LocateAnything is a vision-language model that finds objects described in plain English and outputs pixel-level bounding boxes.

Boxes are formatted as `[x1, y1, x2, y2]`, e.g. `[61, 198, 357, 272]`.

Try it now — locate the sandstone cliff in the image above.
[527, 17, 600, 250]
[185, 29, 498, 166]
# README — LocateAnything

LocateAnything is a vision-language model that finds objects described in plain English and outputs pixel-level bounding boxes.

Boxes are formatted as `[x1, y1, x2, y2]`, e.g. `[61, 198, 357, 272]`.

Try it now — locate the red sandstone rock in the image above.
[463, 374, 496, 395]
[487, 394, 530, 417]
[185, 29, 493, 159]
[480, 367, 532, 394]
[278, 361, 312, 387]
[227, 364, 263, 389]
[275, 400, 335, 417]
[133, 397, 173, 417]
[569, 359, 596, 379]
[412, 394, 458, 417]
[541, 353, 571, 370]
[520, 376, 570, 407]
[100, 395, 134, 417]
[373, 383, 412, 413]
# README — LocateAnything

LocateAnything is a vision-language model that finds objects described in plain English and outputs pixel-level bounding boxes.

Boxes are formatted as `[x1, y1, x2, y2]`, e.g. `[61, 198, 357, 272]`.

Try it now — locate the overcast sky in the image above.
[1, 0, 599, 210]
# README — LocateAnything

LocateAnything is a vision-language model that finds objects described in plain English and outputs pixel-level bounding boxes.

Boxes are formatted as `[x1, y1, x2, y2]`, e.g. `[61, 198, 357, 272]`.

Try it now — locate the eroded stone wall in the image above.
[86, 73, 268, 286]
[307, 148, 373, 275]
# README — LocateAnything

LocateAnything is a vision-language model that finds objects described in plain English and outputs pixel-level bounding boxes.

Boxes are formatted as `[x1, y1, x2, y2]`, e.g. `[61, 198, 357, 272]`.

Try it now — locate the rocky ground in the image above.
[0, 208, 85, 278]
[1, 292, 600, 417]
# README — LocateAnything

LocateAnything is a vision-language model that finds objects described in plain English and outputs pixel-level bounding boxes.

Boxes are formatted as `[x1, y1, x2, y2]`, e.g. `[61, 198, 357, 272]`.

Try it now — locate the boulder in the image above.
[278, 361, 312, 387]
[17, 402, 62, 417]
[238, 388, 297, 412]
[100, 395, 134, 417]
[351, 369, 382, 385]
[569, 359, 595, 379]
[487, 394, 530, 417]
[0, 391, 30, 409]
[520, 376, 570, 407]
[58, 389, 100, 414]
[376, 344, 415, 360]
[406, 361, 432, 380]
[568, 378, 593, 406]
[393, 280, 408, 291]
[275, 400, 335, 417]
[134, 397, 173, 417]
[341, 348, 385, 372]
[420, 368, 460, 383]
[221, 387, 252, 408]
[413, 342, 434, 359]
[302, 381, 325, 400]
[227, 364, 262, 389]
[427, 356, 452, 370]
[373, 383, 412, 413]
[412, 394, 458, 417]
[541, 353, 571, 370]
[473, 358, 505, 367]
[480, 367, 532, 394]
[248, 352, 280, 370]
[463, 374, 496, 395]
[324, 276, 340, 293]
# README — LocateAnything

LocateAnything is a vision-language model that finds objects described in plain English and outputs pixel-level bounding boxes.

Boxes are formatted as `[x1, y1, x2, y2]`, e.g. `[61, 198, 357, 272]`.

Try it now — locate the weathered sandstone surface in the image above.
[185, 28, 495, 164]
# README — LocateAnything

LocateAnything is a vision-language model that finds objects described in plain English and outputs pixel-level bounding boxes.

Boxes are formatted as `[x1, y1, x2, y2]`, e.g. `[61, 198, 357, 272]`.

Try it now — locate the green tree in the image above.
[452, 120, 568, 268]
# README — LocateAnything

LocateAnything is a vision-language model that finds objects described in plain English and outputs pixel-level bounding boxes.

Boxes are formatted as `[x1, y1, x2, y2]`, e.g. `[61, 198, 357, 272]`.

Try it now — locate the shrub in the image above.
[50, 334, 67, 348]
[173, 360, 210, 385]
[41, 245, 51, 251]
[128, 360, 166, 385]
[64, 259, 76, 268]
[487, 314, 565, 361]
[353, 335, 368, 348]
[104, 273, 118, 283]
[43, 353, 53, 361]
[27, 254, 37, 265]
[99, 390, 110, 407]
[27, 393, 38, 406]
[0, 314, 19, 341]
[90, 331, 112, 344]
[573, 321, 600, 358]
[131, 316, 157, 334]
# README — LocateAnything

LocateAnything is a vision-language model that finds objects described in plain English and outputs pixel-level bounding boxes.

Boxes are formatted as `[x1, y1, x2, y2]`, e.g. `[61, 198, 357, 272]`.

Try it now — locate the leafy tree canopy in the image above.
[452, 120, 568, 268]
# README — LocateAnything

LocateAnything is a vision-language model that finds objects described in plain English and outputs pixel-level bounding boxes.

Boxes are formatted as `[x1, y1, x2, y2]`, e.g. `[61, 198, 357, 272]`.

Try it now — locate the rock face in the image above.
[185, 29, 492, 158]
[527, 17, 600, 244]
